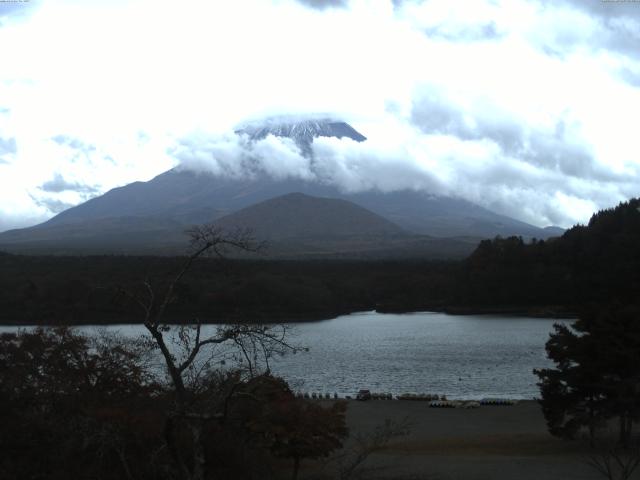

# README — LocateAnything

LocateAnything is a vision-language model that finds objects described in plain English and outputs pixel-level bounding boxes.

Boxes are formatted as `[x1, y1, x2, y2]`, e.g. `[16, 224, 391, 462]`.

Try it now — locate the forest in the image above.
[1, 198, 639, 325]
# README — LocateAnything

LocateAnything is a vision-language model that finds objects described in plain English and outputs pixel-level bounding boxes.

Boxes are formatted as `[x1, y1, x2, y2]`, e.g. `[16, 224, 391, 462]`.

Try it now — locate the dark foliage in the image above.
[534, 305, 640, 446]
[0, 256, 458, 325]
[237, 375, 349, 480]
[0, 328, 348, 480]
[455, 198, 640, 313]
[0, 327, 166, 479]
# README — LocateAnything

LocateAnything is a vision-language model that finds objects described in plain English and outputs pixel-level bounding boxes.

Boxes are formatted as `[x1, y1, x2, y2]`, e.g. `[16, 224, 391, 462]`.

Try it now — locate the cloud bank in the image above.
[174, 116, 635, 228]
[0, 0, 639, 231]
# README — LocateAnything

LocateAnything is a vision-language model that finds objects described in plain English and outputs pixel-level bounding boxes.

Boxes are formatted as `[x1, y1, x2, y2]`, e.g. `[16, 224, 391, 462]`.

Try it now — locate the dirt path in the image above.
[312, 400, 605, 480]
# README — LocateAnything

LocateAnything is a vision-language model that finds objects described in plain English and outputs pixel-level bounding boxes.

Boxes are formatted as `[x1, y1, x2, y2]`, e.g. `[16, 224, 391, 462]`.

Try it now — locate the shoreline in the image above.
[0, 305, 577, 327]
[377, 303, 578, 318]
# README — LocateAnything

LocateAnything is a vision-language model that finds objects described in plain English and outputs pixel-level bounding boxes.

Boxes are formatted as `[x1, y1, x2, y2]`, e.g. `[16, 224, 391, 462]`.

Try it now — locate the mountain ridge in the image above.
[0, 118, 564, 256]
[29, 166, 559, 238]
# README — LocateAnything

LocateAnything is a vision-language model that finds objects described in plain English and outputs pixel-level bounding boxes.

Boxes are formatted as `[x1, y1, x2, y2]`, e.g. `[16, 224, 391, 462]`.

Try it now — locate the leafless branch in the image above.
[117, 224, 295, 480]
[585, 445, 640, 480]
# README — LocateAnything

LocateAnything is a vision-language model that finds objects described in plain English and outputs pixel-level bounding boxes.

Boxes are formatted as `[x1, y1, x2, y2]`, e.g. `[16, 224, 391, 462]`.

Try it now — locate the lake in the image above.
[1, 311, 570, 400]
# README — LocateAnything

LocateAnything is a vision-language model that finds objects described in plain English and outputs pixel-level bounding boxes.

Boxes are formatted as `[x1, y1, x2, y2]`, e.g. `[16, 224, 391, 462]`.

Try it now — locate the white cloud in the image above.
[172, 131, 313, 182]
[170, 118, 631, 228]
[0, 0, 639, 231]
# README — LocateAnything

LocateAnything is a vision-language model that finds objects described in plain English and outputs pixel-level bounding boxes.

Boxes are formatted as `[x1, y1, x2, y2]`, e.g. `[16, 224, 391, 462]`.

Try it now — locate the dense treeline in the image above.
[0, 256, 458, 324]
[456, 198, 640, 312]
[1, 198, 639, 325]
[526, 199, 640, 458]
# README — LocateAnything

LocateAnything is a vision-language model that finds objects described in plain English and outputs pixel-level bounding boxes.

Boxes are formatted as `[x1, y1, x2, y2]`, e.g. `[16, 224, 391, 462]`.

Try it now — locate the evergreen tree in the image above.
[535, 305, 640, 446]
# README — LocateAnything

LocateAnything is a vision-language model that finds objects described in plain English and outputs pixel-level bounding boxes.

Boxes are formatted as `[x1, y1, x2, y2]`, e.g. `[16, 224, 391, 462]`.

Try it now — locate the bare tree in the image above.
[122, 226, 295, 480]
[585, 444, 640, 480]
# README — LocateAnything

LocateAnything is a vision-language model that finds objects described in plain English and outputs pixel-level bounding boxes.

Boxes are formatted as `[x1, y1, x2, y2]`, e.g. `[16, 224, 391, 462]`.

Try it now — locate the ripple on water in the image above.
[269, 311, 569, 400]
[0, 311, 569, 399]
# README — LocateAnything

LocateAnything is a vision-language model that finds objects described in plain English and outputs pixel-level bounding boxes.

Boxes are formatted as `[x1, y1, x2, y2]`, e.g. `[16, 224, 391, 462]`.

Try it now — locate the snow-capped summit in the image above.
[236, 117, 366, 155]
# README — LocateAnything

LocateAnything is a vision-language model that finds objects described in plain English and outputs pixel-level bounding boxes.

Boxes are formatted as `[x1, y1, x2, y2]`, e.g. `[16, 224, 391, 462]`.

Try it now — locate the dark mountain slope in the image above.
[213, 192, 404, 240]
[0, 217, 186, 255]
[206, 193, 477, 260]
[31, 167, 557, 238]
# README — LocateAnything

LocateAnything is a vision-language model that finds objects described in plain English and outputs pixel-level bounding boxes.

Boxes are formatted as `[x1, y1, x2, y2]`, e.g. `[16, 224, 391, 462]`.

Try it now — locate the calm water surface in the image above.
[1, 311, 570, 400]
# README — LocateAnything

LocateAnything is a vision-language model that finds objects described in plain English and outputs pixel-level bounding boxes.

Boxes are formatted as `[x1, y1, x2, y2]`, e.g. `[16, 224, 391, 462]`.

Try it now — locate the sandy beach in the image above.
[306, 400, 605, 480]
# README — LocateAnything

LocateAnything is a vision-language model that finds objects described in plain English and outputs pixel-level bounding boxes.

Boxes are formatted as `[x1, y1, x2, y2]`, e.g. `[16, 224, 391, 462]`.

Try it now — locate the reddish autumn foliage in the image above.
[0, 329, 349, 480]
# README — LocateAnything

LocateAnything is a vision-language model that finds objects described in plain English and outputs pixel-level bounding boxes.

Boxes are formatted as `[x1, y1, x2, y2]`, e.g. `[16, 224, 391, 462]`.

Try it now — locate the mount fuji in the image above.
[236, 117, 366, 156]
[0, 117, 562, 257]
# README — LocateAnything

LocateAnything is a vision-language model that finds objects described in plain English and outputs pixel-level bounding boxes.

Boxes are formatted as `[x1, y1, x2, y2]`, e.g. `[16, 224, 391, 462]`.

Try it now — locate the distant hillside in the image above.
[29, 166, 559, 239]
[0, 217, 186, 255]
[0, 166, 561, 253]
[0, 189, 480, 259]
[213, 192, 404, 240]
[208, 193, 478, 259]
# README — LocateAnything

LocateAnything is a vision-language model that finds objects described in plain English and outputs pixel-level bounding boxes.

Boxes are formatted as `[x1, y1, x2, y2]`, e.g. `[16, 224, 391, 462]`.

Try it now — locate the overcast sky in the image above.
[0, 0, 639, 231]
